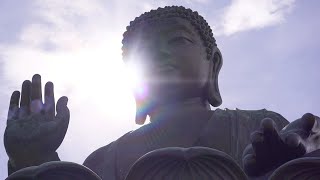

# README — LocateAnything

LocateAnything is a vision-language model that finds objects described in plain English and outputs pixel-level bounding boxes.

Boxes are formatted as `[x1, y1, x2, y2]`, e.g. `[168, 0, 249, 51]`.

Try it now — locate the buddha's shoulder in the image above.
[211, 108, 289, 128]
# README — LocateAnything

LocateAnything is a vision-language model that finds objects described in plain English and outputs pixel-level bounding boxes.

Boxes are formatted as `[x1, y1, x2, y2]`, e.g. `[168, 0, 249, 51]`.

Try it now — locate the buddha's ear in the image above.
[206, 47, 223, 107]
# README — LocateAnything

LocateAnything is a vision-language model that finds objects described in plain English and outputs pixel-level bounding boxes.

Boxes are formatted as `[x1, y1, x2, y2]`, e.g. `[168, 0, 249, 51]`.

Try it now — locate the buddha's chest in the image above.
[102, 109, 287, 180]
[115, 111, 239, 179]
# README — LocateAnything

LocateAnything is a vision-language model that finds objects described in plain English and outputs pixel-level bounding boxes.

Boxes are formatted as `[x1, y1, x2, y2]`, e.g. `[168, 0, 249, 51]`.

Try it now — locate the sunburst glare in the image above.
[125, 60, 148, 99]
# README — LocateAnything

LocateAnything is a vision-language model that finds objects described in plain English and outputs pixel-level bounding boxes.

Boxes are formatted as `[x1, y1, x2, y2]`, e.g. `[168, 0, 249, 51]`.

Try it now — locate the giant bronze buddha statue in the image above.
[4, 6, 320, 180]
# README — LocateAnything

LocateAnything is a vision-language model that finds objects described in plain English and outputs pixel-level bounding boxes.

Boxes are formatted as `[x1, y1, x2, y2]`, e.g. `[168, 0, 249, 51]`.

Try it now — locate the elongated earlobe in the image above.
[206, 48, 223, 107]
[135, 110, 147, 125]
[135, 113, 147, 125]
[135, 100, 147, 125]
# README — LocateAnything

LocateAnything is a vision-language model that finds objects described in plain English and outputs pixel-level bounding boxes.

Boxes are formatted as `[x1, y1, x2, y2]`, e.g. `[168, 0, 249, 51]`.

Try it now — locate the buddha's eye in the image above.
[168, 36, 194, 45]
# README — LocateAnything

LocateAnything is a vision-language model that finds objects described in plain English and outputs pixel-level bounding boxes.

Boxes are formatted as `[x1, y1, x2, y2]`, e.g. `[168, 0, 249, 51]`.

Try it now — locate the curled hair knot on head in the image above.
[121, 6, 217, 61]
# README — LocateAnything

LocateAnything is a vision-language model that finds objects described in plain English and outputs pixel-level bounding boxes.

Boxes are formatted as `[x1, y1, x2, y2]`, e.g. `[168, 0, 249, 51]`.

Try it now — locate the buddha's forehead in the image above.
[133, 17, 197, 39]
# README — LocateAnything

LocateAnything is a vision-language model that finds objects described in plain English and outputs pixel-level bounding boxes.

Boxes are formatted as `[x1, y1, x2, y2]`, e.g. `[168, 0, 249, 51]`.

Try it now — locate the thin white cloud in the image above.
[185, 0, 209, 3]
[20, 0, 108, 50]
[220, 0, 295, 35]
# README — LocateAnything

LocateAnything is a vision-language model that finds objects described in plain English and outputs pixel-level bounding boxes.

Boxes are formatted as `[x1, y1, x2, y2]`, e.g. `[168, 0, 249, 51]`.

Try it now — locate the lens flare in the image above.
[125, 61, 148, 99]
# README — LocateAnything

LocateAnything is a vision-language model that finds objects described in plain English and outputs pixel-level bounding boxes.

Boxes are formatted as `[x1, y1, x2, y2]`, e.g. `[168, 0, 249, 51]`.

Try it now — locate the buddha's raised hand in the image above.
[243, 113, 320, 177]
[4, 74, 69, 172]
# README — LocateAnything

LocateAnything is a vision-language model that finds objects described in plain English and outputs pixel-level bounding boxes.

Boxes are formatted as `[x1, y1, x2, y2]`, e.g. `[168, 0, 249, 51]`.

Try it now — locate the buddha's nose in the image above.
[152, 41, 171, 62]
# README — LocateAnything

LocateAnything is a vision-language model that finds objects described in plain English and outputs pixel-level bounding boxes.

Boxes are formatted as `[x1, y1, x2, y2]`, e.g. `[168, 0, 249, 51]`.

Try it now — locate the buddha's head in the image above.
[122, 6, 223, 124]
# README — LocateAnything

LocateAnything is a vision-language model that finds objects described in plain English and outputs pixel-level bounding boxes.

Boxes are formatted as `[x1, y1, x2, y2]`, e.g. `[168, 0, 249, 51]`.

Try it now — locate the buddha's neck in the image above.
[149, 97, 211, 122]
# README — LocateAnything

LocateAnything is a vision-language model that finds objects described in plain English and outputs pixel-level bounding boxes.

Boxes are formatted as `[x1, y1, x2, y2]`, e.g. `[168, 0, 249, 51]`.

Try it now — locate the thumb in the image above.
[301, 113, 316, 133]
[56, 96, 70, 126]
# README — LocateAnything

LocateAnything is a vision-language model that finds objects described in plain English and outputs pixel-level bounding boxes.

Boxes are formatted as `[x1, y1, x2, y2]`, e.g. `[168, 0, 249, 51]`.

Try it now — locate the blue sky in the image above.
[0, 0, 319, 178]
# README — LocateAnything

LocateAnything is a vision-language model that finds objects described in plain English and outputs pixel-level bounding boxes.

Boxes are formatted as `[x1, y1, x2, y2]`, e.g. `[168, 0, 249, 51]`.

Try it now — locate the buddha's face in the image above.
[126, 17, 211, 104]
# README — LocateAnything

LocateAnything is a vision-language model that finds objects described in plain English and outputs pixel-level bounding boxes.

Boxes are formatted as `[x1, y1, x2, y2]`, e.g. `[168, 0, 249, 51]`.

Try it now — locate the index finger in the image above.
[260, 118, 282, 144]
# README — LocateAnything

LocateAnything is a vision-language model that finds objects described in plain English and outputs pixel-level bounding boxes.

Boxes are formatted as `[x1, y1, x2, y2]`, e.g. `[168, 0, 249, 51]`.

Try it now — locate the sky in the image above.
[0, 0, 319, 178]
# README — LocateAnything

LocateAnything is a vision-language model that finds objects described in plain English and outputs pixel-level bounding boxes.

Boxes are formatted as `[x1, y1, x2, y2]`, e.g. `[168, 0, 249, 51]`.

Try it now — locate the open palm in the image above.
[4, 74, 69, 167]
